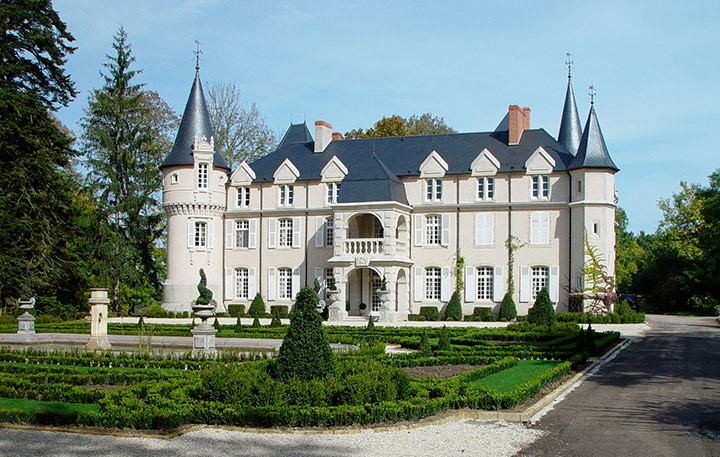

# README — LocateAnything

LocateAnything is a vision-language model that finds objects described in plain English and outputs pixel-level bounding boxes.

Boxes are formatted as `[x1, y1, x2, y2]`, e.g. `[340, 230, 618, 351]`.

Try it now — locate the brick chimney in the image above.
[508, 105, 531, 145]
[332, 132, 343, 141]
[314, 121, 333, 153]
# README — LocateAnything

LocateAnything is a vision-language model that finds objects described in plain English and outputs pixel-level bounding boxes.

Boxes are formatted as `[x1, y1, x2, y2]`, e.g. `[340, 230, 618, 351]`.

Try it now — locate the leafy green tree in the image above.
[528, 288, 555, 325]
[582, 232, 617, 314]
[344, 113, 456, 139]
[273, 287, 334, 380]
[445, 291, 463, 321]
[0, 0, 89, 311]
[614, 208, 644, 293]
[80, 28, 178, 311]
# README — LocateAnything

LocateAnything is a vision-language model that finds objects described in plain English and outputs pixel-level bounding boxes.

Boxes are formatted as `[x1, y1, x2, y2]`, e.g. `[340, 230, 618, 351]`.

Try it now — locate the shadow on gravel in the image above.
[0, 429, 357, 457]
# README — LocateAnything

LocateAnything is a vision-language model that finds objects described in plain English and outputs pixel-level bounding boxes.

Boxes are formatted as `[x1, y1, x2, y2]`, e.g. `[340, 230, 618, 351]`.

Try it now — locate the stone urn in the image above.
[191, 299, 217, 357]
[327, 288, 347, 322]
[16, 297, 36, 337]
[377, 289, 396, 323]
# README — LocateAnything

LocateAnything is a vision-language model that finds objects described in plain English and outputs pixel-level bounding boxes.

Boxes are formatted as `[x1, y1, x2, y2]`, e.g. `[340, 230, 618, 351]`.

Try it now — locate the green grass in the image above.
[473, 359, 562, 393]
[0, 397, 99, 414]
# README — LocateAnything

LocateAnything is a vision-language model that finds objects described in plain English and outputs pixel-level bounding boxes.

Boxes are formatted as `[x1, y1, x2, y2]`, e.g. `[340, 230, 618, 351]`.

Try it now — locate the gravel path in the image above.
[0, 420, 543, 457]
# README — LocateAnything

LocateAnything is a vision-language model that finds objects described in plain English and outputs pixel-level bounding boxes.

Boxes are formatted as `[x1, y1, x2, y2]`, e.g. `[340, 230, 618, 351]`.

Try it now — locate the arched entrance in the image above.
[347, 213, 383, 239]
[345, 267, 382, 316]
[396, 268, 409, 313]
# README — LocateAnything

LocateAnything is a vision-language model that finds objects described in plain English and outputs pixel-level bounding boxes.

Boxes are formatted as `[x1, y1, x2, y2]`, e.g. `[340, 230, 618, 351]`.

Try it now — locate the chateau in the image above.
[160, 69, 618, 321]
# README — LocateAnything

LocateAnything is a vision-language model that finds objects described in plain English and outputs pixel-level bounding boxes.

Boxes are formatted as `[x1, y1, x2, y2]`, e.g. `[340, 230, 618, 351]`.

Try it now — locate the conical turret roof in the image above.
[160, 70, 229, 170]
[569, 104, 618, 171]
[557, 77, 582, 155]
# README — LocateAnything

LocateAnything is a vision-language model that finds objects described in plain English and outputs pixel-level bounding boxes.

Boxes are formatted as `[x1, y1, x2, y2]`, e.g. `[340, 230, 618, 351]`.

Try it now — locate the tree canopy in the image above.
[344, 113, 456, 139]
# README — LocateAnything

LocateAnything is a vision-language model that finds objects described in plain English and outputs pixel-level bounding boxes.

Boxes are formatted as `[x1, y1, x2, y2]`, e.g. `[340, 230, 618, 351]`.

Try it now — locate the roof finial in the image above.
[193, 40, 202, 73]
[588, 83, 596, 105]
[565, 52, 574, 79]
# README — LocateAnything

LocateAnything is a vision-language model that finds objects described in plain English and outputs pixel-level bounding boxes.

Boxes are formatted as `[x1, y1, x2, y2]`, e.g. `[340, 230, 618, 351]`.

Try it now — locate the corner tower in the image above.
[160, 69, 230, 313]
[568, 90, 619, 309]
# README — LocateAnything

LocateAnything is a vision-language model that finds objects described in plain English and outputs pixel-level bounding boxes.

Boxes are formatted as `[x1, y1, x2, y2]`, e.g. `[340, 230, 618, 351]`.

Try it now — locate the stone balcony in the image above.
[344, 238, 385, 255]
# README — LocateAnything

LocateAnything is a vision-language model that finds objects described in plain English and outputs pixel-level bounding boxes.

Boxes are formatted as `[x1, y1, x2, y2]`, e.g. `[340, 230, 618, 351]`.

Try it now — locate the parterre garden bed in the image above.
[0, 324, 619, 429]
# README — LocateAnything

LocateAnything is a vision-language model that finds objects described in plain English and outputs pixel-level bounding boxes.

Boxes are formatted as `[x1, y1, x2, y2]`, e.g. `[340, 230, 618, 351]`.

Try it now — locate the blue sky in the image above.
[53, 0, 720, 234]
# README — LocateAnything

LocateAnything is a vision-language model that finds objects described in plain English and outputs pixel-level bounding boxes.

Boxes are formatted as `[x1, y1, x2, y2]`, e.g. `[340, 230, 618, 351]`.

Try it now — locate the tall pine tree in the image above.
[0, 0, 86, 311]
[80, 28, 178, 312]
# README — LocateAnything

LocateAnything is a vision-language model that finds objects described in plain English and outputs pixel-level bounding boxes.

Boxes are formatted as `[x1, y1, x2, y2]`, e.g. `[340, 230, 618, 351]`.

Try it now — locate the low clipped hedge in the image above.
[419, 307, 440, 321]
[556, 312, 645, 324]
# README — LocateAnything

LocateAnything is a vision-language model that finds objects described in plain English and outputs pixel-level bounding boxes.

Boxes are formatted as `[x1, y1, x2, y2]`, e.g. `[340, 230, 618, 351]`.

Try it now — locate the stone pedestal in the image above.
[377, 290, 397, 323]
[86, 289, 112, 351]
[191, 300, 217, 357]
[16, 297, 37, 341]
[326, 290, 347, 322]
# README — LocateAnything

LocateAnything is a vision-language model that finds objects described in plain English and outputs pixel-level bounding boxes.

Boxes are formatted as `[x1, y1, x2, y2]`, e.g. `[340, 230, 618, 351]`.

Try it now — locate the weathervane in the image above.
[588, 84, 596, 105]
[565, 52, 574, 79]
[194, 40, 203, 71]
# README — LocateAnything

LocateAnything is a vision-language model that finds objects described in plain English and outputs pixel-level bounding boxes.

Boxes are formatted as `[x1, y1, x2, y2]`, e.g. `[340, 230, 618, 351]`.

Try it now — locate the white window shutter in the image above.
[267, 267, 276, 301]
[248, 219, 257, 249]
[485, 213, 495, 246]
[314, 267, 324, 298]
[414, 215, 424, 247]
[224, 268, 233, 300]
[441, 214, 450, 247]
[248, 267, 257, 299]
[541, 212, 550, 245]
[315, 216, 324, 248]
[493, 266, 504, 302]
[464, 266, 475, 302]
[475, 213, 482, 246]
[441, 266, 451, 302]
[292, 267, 300, 300]
[530, 212, 540, 245]
[519, 266, 530, 303]
[187, 221, 194, 248]
[550, 265, 559, 303]
[413, 266, 423, 301]
[207, 220, 214, 249]
[292, 217, 301, 248]
[225, 220, 233, 249]
[268, 218, 276, 249]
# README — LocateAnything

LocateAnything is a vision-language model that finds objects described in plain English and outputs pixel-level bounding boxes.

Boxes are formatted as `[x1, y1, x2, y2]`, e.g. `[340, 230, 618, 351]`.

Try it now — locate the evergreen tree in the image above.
[273, 288, 334, 380]
[248, 293, 266, 318]
[80, 28, 178, 312]
[528, 288, 555, 326]
[366, 314, 375, 330]
[0, 0, 88, 311]
[417, 329, 433, 357]
[269, 313, 282, 327]
[499, 291, 518, 321]
[251, 316, 261, 328]
[234, 315, 242, 332]
[445, 291, 463, 321]
[437, 325, 451, 351]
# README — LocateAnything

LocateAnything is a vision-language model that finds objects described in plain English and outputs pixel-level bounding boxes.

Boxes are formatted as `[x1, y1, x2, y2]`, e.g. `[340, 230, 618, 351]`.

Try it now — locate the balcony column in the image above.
[327, 267, 348, 322]
[378, 269, 398, 323]
[384, 214, 396, 256]
[333, 215, 345, 257]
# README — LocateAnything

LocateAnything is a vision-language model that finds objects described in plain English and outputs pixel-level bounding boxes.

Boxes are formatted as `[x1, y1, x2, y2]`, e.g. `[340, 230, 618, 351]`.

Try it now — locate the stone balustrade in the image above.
[344, 238, 385, 255]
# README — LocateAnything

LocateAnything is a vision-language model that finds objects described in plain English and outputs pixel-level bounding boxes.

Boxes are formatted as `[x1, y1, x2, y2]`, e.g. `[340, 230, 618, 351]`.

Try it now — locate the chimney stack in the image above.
[314, 120, 333, 153]
[332, 132, 343, 141]
[508, 105, 531, 145]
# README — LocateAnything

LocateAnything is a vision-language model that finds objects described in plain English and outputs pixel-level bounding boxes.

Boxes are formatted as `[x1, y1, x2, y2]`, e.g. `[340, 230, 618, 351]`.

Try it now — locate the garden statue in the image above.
[196, 268, 213, 305]
[16, 296, 36, 339]
[191, 269, 217, 356]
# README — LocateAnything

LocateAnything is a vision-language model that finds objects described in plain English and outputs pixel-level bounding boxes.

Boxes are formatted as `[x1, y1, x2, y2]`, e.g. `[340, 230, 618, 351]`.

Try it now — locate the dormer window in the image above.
[237, 187, 250, 208]
[279, 184, 294, 206]
[531, 175, 549, 199]
[478, 177, 494, 201]
[197, 163, 209, 190]
[425, 179, 442, 202]
[327, 182, 340, 204]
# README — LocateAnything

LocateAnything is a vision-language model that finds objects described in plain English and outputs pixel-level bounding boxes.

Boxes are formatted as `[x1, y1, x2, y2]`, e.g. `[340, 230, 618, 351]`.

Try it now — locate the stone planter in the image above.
[327, 289, 347, 322]
[377, 289, 396, 323]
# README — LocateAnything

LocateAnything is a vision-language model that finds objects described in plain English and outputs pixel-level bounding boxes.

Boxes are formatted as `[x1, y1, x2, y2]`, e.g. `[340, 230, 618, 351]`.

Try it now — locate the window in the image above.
[235, 220, 249, 248]
[325, 268, 335, 291]
[279, 184, 294, 206]
[425, 215, 441, 245]
[279, 218, 293, 247]
[235, 268, 248, 299]
[371, 277, 382, 312]
[425, 178, 442, 202]
[477, 266, 494, 300]
[592, 221, 600, 238]
[577, 180, 582, 193]
[374, 217, 384, 238]
[197, 163, 209, 189]
[425, 267, 441, 300]
[531, 175, 549, 199]
[278, 268, 292, 300]
[237, 187, 250, 207]
[531, 266, 549, 301]
[477, 177, 495, 200]
[325, 217, 334, 246]
[326, 182, 340, 204]
[171, 174, 178, 184]
[530, 212, 550, 245]
[194, 221, 207, 248]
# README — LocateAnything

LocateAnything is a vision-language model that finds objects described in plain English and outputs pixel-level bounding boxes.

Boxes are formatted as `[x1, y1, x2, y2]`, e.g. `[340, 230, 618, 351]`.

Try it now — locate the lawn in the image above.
[473, 359, 562, 393]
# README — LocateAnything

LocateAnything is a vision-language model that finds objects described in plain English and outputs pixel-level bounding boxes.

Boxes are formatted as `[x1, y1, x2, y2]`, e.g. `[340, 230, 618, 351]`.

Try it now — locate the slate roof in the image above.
[160, 71, 230, 170]
[248, 126, 579, 204]
[569, 104, 619, 171]
[557, 78, 583, 156]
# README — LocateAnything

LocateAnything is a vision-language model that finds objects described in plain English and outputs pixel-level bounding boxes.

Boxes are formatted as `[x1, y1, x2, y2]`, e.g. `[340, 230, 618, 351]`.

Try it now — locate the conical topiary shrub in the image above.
[273, 287, 335, 380]
[366, 314, 375, 330]
[251, 316, 261, 328]
[528, 287, 555, 326]
[445, 291, 462, 321]
[248, 293, 266, 318]
[417, 328, 433, 357]
[499, 291, 517, 321]
[437, 325, 451, 351]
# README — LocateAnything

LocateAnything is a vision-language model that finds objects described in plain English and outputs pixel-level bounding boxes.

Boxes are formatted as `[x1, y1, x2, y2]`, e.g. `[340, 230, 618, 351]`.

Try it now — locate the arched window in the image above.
[425, 267, 441, 300]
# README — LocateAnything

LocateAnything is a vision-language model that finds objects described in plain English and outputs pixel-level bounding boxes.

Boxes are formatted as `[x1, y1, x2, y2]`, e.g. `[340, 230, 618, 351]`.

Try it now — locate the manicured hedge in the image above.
[556, 312, 645, 324]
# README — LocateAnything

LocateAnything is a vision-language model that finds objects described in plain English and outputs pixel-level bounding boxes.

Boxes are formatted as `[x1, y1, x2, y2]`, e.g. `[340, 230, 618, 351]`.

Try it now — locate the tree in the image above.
[80, 28, 178, 312]
[417, 329, 433, 357]
[247, 293, 266, 318]
[0, 0, 88, 311]
[499, 292, 517, 321]
[528, 288, 555, 326]
[437, 325, 451, 351]
[273, 287, 334, 380]
[344, 113, 456, 139]
[582, 232, 617, 314]
[445, 291, 463, 321]
[614, 208, 644, 293]
[206, 81, 276, 167]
